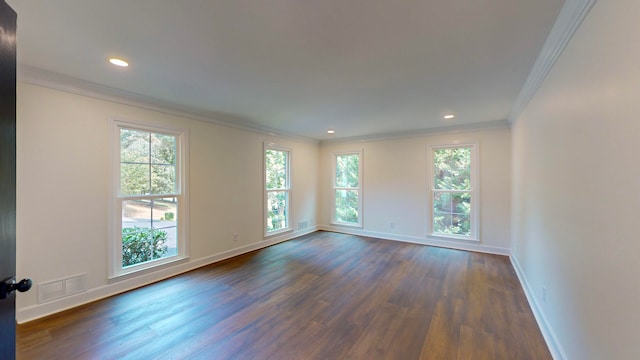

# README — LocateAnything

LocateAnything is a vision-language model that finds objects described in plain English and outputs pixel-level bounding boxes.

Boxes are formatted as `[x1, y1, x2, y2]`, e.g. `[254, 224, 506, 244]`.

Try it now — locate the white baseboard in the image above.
[16, 226, 317, 324]
[318, 225, 510, 256]
[510, 255, 566, 360]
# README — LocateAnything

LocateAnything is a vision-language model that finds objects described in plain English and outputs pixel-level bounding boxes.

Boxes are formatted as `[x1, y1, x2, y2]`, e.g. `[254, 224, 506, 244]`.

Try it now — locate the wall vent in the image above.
[38, 274, 87, 304]
[298, 220, 309, 230]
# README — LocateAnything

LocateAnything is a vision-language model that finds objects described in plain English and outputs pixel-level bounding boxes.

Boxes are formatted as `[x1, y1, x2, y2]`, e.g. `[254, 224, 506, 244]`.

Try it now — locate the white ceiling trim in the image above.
[16, 0, 582, 143]
[508, 0, 597, 122]
[18, 64, 511, 144]
[17, 65, 319, 144]
[320, 119, 510, 144]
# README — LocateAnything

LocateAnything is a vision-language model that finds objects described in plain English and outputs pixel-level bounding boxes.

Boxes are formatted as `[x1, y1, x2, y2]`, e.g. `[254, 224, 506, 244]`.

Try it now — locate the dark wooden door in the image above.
[0, 0, 17, 357]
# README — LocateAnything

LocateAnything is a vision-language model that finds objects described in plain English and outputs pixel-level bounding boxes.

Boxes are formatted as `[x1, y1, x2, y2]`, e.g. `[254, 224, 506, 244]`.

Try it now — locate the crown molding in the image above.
[18, 65, 508, 145]
[508, 0, 597, 122]
[17, 64, 319, 144]
[15, 1, 597, 144]
[320, 119, 510, 144]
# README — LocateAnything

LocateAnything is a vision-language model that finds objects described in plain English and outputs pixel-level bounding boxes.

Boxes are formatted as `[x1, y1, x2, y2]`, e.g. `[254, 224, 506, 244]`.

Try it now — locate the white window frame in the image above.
[426, 142, 479, 241]
[263, 143, 292, 237]
[332, 150, 363, 227]
[109, 119, 189, 279]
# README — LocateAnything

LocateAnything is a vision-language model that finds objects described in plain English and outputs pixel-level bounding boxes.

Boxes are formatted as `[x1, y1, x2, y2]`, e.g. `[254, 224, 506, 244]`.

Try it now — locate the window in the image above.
[428, 143, 478, 240]
[264, 145, 291, 235]
[333, 151, 362, 226]
[111, 121, 188, 277]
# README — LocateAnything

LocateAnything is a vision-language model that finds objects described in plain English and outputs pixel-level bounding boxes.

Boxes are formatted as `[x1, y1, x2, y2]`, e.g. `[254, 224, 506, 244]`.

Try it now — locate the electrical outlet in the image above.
[233, 233, 238, 241]
[390, 222, 395, 229]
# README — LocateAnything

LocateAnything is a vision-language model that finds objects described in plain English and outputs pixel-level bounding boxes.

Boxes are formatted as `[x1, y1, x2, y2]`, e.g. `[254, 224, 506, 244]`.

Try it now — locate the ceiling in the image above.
[7, 0, 564, 140]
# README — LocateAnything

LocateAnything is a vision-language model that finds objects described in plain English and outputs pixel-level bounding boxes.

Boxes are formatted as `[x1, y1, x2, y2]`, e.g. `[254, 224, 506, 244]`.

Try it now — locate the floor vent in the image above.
[38, 274, 87, 304]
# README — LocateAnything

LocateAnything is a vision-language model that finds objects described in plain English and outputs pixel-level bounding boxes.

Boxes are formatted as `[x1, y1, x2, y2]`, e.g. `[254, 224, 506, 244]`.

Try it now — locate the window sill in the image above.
[428, 233, 479, 242]
[330, 221, 362, 228]
[108, 254, 189, 282]
[264, 227, 293, 239]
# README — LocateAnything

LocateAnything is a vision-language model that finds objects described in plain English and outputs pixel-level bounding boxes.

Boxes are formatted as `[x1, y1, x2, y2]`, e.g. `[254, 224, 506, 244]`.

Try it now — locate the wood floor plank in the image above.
[16, 231, 551, 359]
[420, 298, 465, 360]
[457, 325, 496, 360]
[345, 302, 407, 359]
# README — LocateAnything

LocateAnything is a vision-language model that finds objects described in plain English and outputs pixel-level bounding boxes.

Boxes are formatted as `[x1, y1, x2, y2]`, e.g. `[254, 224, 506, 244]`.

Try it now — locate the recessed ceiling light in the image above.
[108, 58, 129, 67]
[444, 114, 455, 119]
[327, 130, 335, 134]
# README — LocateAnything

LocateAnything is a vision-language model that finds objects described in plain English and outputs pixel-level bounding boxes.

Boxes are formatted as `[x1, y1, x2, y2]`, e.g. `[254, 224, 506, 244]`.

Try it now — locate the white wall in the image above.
[14, 81, 511, 323]
[511, 0, 640, 359]
[15, 83, 319, 322]
[319, 126, 511, 254]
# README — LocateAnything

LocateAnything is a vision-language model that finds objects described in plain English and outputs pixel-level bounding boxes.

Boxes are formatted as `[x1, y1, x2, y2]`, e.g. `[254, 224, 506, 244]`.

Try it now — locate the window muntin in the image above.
[265, 147, 291, 235]
[120, 129, 177, 196]
[429, 144, 478, 240]
[333, 152, 362, 226]
[112, 121, 187, 277]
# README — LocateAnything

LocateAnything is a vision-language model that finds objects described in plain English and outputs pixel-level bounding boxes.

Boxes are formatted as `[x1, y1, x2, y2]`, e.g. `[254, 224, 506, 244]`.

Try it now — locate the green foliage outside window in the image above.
[335, 154, 360, 224]
[335, 189, 359, 223]
[120, 129, 176, 195]
[267, 191, 288, 231]
[266, 149, 289, 232]
[336, 154, 359, 188]
[122, 227, 168, 267]
[120, 127, 177, 268]
[265, 149, 288, 190]
[433, 147, 472, 236]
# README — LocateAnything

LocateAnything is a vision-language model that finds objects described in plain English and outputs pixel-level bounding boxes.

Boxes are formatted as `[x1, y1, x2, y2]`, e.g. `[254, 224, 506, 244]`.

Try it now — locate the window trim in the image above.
[331, 150, 363, 227]
[109, 119, 189, 279]
[426, 142, 479, 241]
[263, 143, 292, 237]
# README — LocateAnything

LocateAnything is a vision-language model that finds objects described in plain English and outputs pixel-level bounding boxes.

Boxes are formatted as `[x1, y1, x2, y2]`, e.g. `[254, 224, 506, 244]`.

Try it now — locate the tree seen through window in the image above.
[432, 147, 472, 236]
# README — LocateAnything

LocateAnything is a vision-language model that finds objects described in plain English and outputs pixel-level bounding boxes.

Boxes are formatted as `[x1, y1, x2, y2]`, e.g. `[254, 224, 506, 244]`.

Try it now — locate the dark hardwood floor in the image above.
[17, 231, 551, 359]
